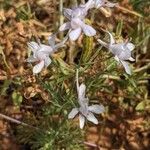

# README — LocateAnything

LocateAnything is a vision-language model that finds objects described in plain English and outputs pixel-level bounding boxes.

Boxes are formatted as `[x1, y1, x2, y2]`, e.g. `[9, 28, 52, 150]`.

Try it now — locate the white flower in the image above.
[68, 70, 105, 129]
[59, 6, 96, 41]
[98, 32, 135, 75]
[27, 35, 67, 74]
[27, 42, 53, 74]
[81, 0, 117, 9]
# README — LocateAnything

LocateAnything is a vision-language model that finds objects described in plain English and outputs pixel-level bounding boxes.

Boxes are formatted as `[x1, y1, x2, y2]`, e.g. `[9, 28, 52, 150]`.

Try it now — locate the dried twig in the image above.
[116, 5, 143, 17]
[0, 113, 39, 130]
[84, 141, 100, 149]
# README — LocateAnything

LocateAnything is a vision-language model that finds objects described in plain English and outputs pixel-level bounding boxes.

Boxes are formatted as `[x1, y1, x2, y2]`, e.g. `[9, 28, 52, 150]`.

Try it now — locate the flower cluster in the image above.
[27, 0, 135, 129]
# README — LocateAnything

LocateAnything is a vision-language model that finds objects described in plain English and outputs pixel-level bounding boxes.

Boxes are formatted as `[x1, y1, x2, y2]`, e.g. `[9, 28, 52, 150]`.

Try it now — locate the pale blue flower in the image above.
[68, 70, 105, 129]
[98, 32, 135, 75]
[27, 35, 67, 74]
[27, 42, 53, 74]
[59, 6, 96, 41]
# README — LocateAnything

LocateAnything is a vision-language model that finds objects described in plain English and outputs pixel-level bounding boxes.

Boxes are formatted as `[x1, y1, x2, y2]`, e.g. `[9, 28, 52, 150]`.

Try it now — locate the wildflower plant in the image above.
[17, 0, 140, 149]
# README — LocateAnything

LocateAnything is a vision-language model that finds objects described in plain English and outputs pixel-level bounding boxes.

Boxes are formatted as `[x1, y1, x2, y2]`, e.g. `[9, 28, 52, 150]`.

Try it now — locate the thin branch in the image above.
[116, 5, 143, 18]
[0, 113, 39, 130]
[0, 46, 10, 70]
[84, 141, 99, 149]
[134, 63, 150, 73]
[76, 69, 79, 92]
[101, 74, 120, 80]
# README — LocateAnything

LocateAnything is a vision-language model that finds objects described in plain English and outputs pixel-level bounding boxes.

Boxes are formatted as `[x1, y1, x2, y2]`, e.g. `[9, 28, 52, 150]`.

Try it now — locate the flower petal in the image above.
[120, 60, 131, 75]
[82, 24, 96, 36]
[79, 114, 85, 129]
[128, 57, 135, 62]
[78, 83, 86, 100]
[69, 28, 82, 41]
[44, 57, 52, 67]
[64, 8, 72, 20]
[48, 34, 56, 48]
[126, 43, 135, 51]
[59, 22, 71, 31]
[88, 105, 105, 114]
[39, 44, 53, 54]
[118, 49, 131, 60]
[86, 112, 98, 124]
[33, 60, 45, 74]
[71, 18, 84, 29]
[110, 44, 124, 56]
[68, 108, 79, 119]
[28, 42, 39, 52]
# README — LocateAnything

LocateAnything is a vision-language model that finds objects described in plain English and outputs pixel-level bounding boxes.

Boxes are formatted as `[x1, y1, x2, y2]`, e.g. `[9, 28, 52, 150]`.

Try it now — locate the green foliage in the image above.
[80, 19, 94, 63]
[16, 75, 84, 149]
[12, 91, 23, 106]
[33, 120, 83, 150]
[17, 105, 84, 150]
[54, 58, 74, 76]
[133, 18, 150, 54]
[0, 80, 11, 96]
[135, 99, 150, 111]
[16, 2, 34, 21]
[81, 35, 94, 63]
[130, 0, 150, 16]
[0, 0, 12, 10]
